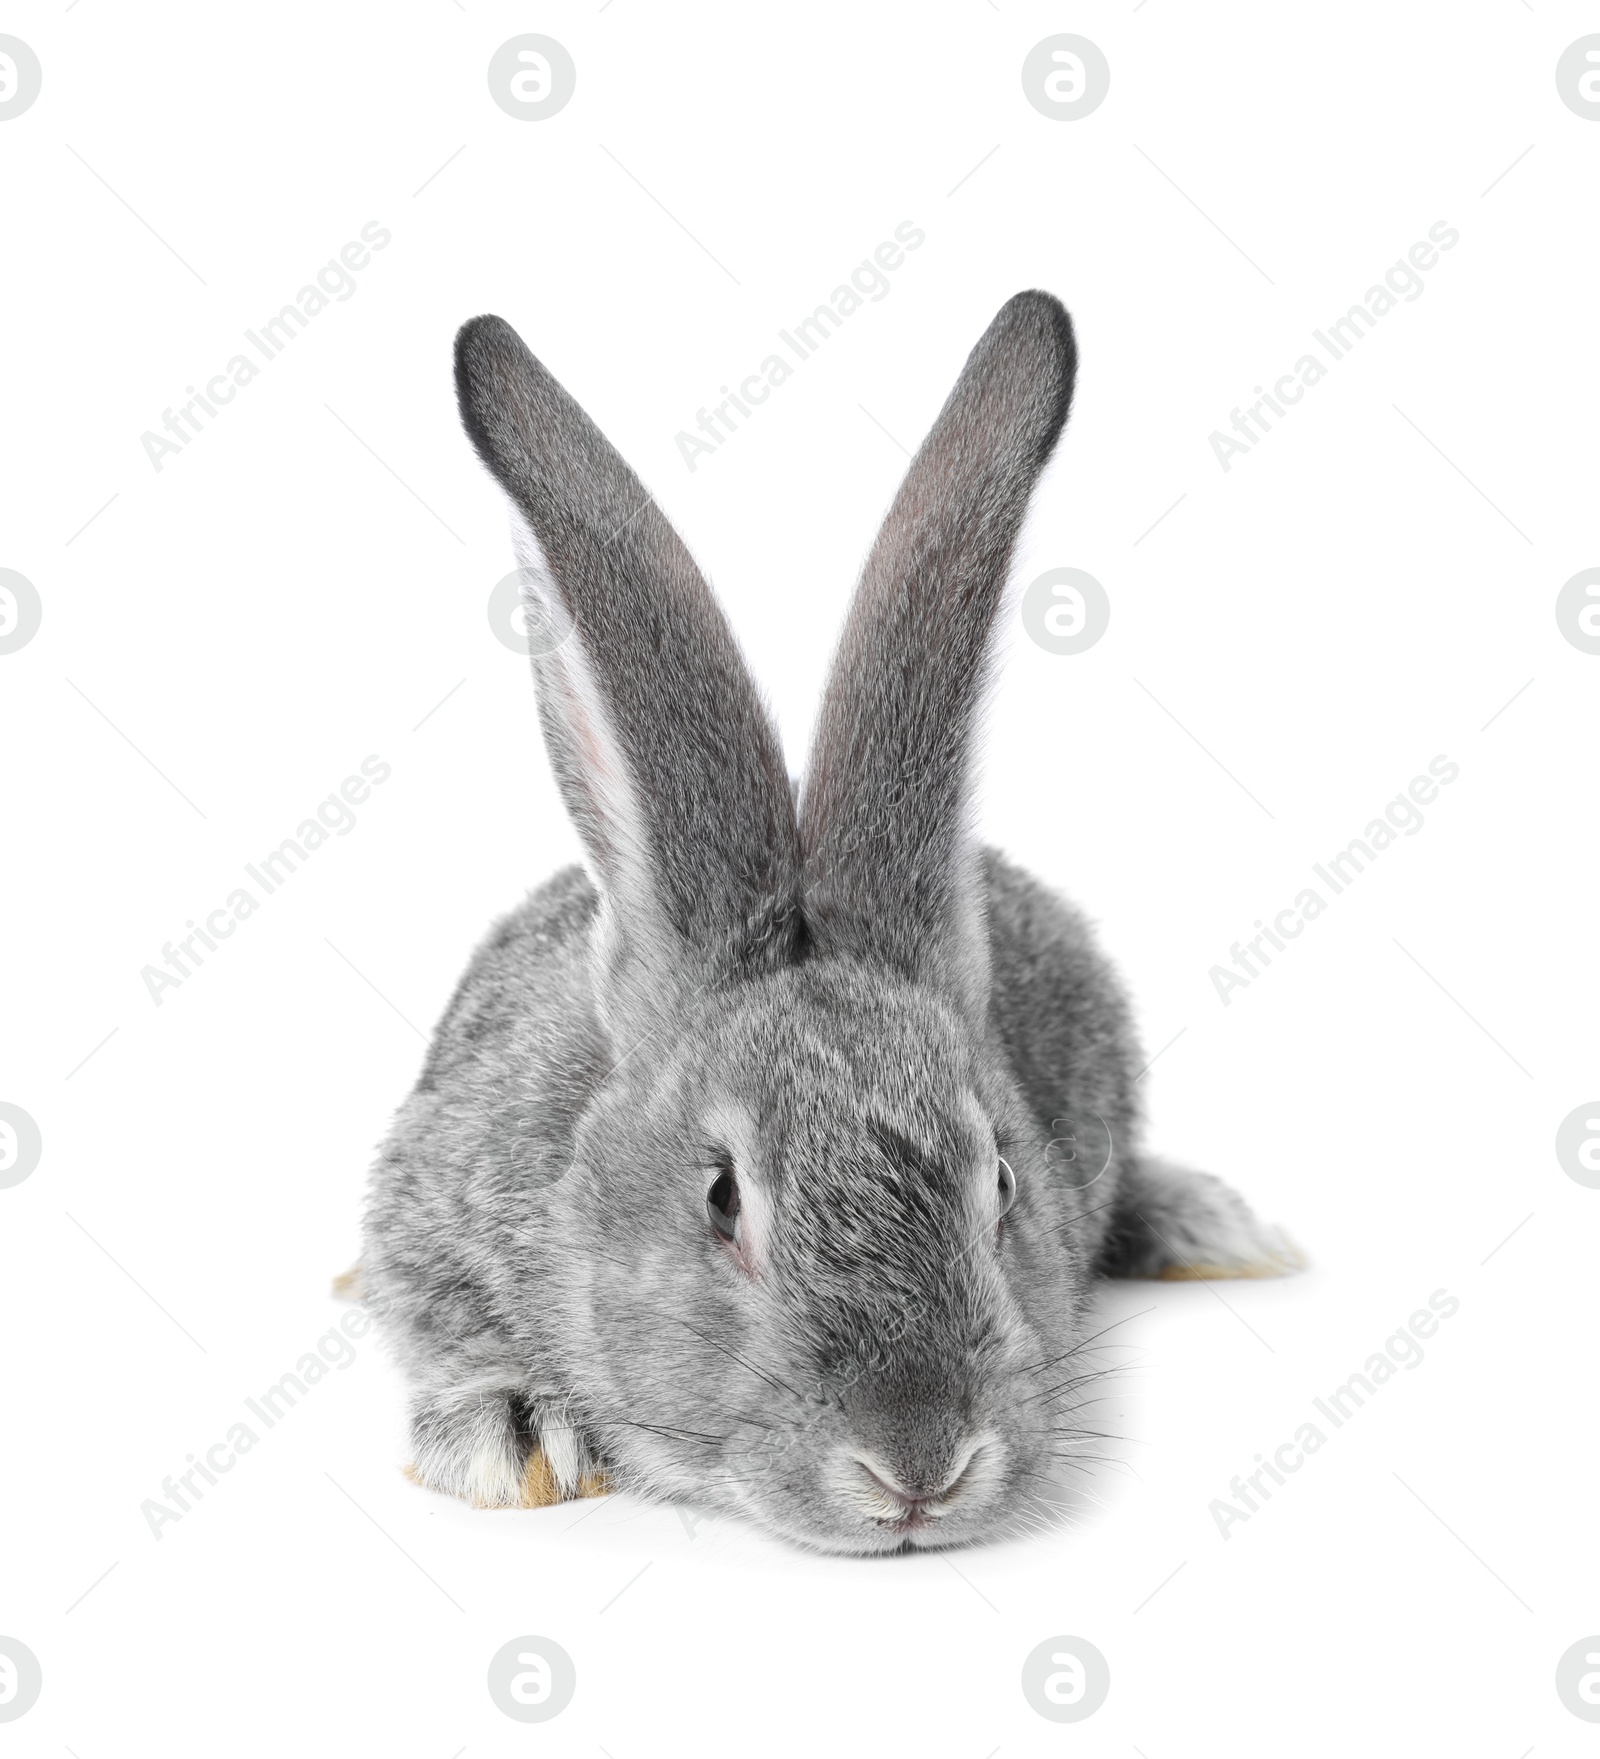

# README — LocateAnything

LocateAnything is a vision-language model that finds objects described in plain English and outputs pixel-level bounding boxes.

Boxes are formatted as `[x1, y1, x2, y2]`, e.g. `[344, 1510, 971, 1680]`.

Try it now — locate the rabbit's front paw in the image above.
[406, 1387, 529, 1507]
[521, 1448, 614, 1507]
[405, 1388, 612, 1508]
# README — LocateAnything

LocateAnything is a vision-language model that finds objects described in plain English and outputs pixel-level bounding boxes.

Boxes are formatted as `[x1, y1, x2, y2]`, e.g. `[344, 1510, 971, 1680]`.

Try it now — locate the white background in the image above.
[3, 2, 1597, 1753]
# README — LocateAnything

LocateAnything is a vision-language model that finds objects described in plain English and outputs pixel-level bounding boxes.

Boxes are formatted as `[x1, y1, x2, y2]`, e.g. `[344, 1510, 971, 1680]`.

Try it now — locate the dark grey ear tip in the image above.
[970, 291, 1077, 455]
[999, 287, 1073, 330]
[454, 313, 527, 403]
[455, 311, 520, 357]
[453, 314, 546, 482]
[991, 289, 1077, 375]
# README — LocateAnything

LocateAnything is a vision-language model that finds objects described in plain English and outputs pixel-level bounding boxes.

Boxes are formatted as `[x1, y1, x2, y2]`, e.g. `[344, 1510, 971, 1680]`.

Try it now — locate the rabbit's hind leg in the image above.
[1100, 1155, 1305, 1282]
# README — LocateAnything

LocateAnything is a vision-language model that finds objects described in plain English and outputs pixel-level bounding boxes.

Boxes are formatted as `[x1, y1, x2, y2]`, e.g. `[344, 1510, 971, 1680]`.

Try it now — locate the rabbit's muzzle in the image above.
[833, 1430, 1005, 1538]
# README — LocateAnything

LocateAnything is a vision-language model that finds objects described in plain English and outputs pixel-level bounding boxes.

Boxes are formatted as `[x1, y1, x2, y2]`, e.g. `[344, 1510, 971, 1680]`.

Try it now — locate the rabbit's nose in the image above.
[851, 1436, 987, 1515]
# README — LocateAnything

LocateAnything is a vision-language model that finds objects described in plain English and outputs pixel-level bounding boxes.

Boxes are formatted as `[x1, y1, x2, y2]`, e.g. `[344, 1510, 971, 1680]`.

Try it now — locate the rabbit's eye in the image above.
[706, 1160, 741, 1241]
[997, 1155, 1017, 1217]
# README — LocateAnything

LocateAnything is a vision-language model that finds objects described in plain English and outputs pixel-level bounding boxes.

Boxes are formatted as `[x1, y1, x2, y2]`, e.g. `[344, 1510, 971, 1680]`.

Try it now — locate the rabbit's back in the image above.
[361, 865, 604, 1381]
[984, 850, 1141, 1242]
[415, 862, 599, 1096]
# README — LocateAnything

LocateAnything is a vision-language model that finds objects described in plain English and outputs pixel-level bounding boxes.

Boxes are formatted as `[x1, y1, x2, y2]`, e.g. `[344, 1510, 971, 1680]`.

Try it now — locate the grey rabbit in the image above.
[360, 291, 1301, 1553]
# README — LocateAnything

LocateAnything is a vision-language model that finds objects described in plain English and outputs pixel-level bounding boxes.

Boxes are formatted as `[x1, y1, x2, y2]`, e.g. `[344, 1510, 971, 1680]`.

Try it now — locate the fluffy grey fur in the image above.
[361, 292, 1299, 1553]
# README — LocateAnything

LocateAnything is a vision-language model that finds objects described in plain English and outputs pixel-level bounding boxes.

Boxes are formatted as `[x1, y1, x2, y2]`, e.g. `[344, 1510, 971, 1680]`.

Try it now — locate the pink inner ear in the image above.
[548, 644, 627, 867]
[556, 661, 608, 777]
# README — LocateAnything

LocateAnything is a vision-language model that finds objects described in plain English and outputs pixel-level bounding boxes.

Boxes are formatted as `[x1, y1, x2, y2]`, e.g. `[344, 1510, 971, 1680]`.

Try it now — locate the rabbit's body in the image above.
[361, 292, 1299, 1551]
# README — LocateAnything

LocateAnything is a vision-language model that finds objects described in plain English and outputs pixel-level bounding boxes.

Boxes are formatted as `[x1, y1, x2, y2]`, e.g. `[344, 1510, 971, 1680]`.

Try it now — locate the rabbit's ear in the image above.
[455, 316, 801, 1001]
[798, 292, 1077, 1018]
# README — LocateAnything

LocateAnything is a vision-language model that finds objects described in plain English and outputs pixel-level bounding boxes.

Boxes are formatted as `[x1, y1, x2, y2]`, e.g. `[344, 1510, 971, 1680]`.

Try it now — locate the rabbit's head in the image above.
[456, 294, 1091, 1552]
